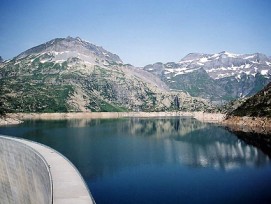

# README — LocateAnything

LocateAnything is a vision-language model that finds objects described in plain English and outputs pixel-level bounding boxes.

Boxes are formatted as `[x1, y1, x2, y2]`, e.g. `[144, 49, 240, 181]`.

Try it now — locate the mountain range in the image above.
[0, 36, 270, 113]
[0, 37, 210, 113]
[144, 51, 271, 102]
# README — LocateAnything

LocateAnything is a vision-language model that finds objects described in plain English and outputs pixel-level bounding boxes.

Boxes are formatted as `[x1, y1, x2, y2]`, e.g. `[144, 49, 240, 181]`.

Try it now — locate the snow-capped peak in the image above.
[218, 51, 240, 58]
[160, 51, 271, 80]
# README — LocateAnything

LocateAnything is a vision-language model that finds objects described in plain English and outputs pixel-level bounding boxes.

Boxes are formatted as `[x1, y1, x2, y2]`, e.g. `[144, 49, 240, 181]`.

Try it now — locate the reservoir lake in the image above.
[0, 117, 271, 204]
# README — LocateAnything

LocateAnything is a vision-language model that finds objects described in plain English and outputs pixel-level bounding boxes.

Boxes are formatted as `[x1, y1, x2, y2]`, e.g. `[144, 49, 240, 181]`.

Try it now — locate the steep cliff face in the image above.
[144, 52, 271, 102]
[0, 37, 211, 113]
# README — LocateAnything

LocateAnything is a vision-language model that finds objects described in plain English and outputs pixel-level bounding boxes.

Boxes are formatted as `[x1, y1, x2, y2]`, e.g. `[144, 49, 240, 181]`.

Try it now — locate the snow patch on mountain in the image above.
[199, 57, 209, 63]
[145, 52, 271, 80]
[261, 70, 269, 75]
[171, 51, 271, 79]
[15, 37, 123, 65]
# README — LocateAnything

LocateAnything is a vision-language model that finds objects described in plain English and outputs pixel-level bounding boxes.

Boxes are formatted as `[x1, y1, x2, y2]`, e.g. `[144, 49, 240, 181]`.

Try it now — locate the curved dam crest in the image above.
[0, 135, 95, 204]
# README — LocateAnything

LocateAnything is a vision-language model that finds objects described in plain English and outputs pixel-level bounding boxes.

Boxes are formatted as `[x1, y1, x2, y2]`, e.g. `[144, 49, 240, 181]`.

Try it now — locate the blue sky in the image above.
[0, 0, 270, 66]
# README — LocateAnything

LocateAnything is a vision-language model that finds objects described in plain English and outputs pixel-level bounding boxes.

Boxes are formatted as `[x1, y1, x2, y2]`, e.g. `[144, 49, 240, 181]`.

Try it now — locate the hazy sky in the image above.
[0, 0, 270, 66]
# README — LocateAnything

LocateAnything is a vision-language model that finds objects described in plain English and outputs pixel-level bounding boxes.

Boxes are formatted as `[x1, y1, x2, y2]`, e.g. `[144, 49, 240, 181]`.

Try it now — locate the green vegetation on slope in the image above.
[88, 99, 128, 112]
[0, 51, 213, 113]
[229, 82, 271, 117]
[166, 68, 228, 101]
[1, 77, 73, 113]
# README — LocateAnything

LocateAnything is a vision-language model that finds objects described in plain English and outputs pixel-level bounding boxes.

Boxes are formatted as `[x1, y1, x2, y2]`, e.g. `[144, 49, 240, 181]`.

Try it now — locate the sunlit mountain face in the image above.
[144, 52, 271, 102]
[0, 37, 212, 113]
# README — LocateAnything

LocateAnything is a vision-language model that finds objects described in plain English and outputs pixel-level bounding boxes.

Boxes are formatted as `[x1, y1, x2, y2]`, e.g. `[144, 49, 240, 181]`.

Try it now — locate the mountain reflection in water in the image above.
[1, 117, 271, 204]
[1, 117, 269, 179]
[123, 117, 270, 170]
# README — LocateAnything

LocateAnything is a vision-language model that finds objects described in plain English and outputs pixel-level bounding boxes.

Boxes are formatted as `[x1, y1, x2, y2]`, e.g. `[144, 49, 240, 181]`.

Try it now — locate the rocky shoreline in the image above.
[1, 111, 222, 125]
[192, 112, 225, 123]
[222, 116, 271, 134]
[8, 112, 194, 120]
[0, 112, 193, 126]
[8, 112, 227, 121]
[1, 112, 270, 135]
[0, 115, 23, 126]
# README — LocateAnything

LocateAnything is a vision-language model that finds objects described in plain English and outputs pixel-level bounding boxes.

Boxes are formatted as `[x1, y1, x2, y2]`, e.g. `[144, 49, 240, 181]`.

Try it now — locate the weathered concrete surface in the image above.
[0, 136, 52, 204]
[0, 136, 95, 204]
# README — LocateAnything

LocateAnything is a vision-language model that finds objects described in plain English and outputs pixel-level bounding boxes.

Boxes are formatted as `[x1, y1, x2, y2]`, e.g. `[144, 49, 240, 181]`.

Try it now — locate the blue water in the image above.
[0, 117, 271, 203]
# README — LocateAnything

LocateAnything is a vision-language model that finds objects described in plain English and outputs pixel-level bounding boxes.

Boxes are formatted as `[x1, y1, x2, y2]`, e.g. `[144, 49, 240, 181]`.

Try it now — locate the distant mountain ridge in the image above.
[0, 37, 210, 113]
[144, 51, 271, 102]
[178, 51, 271, 79]
[1, 36, 271, 113]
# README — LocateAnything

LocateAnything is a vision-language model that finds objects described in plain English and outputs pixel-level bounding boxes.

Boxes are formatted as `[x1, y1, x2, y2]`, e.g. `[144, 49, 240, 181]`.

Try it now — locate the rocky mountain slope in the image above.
[0, 37, 211, 113]
[144, 51, 271, 102]
[228, 82, 271, 117]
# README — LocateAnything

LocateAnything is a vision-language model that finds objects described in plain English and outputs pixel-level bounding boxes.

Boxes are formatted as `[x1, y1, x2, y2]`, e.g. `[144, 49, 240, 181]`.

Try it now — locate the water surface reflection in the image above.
[0, 117, 270, 177]
[1, 117, 271, 204]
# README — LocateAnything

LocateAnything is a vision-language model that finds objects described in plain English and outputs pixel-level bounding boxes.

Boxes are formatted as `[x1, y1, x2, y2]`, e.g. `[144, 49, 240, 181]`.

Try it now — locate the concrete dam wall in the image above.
[0, 137, 52, 204]
[0, 135, 94, 204]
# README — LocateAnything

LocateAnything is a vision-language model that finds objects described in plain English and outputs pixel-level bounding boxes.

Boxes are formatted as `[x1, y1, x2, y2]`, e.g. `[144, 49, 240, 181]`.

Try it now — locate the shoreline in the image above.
[222, 116, 271, 134]
[0, 115, 23, 126]
[1, 111, 224, 125]
[1, 112, 270, 134]
[9, 112, 195, 120]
